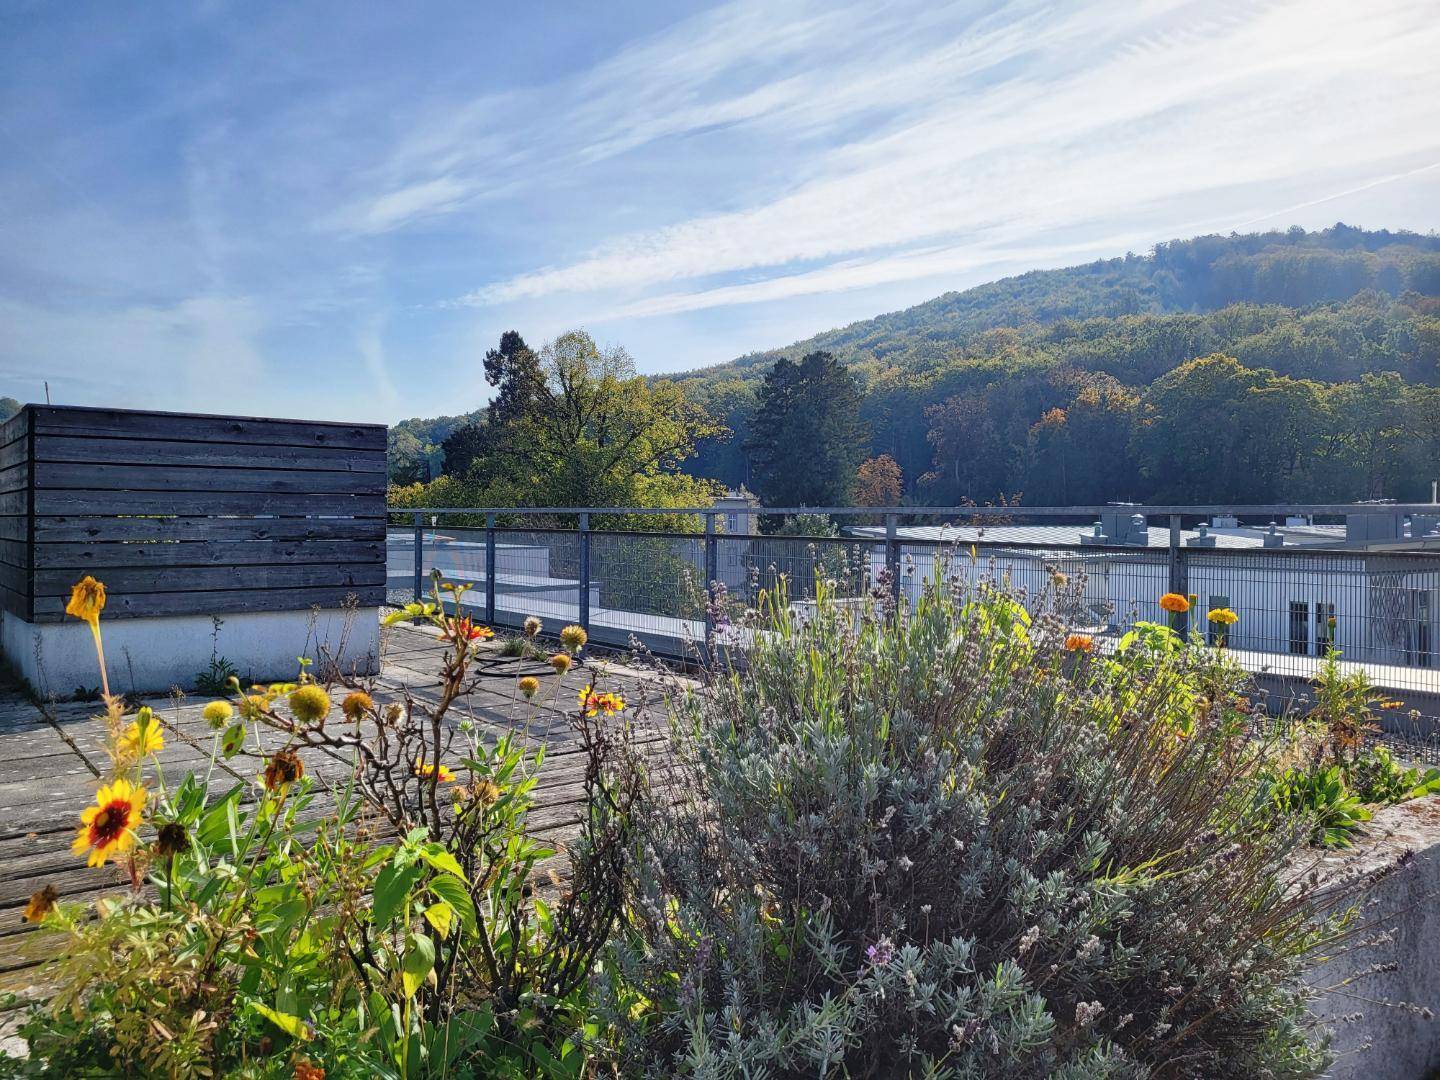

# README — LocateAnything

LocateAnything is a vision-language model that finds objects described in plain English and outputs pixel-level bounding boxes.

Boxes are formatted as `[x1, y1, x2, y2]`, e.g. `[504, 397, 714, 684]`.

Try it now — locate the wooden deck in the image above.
[0, 622, 673, 1013]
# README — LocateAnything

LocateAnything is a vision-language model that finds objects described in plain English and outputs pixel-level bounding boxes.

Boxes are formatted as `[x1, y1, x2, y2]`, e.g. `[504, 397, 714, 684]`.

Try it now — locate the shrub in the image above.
[604, 573, 1360, 1078]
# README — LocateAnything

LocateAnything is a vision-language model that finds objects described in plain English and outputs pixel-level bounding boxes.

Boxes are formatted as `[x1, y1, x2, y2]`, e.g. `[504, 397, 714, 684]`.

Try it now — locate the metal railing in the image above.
[386, 504, 1440, 731]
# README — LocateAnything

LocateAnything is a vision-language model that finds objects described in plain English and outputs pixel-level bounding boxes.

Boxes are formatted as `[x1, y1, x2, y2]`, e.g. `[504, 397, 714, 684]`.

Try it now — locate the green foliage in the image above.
[604, 575, 1351, 1077]
[1263, 765, 1372, 849]
[1345, 746, 1440, 805]
[746, 350, 868, 507]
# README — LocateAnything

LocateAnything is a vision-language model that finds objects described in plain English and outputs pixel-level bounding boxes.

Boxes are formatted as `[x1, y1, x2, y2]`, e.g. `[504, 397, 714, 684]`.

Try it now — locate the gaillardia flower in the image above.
[73, 778, 146, 866]
[1159, 593, 1190, 614]
[518, 676, 540, 699]
[560, 625, 588, 652]
[578, 687, 625, 717]
[414, 759, 457, 783]
[549, 653, 572, 674]
[153, 821, 189, 858]
[523, 616, 542, 638]
[65, 575, 106, 626]
[262, 749, 305, 793]
[118, 711, 164, 758]
[1064, 633, 1095, 652]
[23, 884, 59, 923]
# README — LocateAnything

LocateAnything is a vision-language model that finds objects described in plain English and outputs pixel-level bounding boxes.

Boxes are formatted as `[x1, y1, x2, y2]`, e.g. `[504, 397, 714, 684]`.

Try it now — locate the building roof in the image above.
[844, 524, 1272, 549]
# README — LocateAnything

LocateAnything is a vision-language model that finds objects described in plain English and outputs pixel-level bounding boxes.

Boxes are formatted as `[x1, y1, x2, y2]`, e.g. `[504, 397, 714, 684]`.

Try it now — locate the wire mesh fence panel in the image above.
[385, 526, 420, 607]
[484, 529, 583, 635]
[588, 531, 707, 655]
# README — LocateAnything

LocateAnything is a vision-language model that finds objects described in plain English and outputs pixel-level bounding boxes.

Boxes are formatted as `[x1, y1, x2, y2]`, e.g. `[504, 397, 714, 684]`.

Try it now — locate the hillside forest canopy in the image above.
[393, 225, 1440, 513]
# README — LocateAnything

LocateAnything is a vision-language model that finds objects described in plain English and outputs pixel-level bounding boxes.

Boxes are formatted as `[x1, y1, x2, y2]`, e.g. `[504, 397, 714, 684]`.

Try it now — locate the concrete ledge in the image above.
[1308, 797, 1440, 1078]
[0, 607, 380, 697]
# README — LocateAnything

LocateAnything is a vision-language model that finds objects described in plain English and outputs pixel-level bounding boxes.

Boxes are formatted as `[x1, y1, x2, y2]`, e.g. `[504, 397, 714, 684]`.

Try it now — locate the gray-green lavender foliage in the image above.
[602, 569, 1357, 1078]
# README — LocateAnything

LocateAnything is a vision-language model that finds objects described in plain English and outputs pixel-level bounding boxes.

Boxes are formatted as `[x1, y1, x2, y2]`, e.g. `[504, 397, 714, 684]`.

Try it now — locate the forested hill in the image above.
[675, 224, 1440, 505]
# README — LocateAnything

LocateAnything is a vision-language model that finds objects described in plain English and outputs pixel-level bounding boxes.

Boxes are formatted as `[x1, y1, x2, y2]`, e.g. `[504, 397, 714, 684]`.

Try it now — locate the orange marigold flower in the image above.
[1064, 633, 1094, 652]
[23, 884, 58, 923]
[72, 778, 146, 867]
[1159, 593, 1190, 613]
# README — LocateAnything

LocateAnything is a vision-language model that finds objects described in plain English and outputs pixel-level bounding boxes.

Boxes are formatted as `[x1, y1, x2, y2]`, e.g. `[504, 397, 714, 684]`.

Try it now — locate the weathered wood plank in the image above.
[0, 538, 28, 571]
[30, 406, 384, 451]
[0, 410, 28, 453]
[0, 439, 29, 473]
[33, 515, 381, 543]
[34, 462, 385, 496]
[34, 538, 384, 570]
[0, 464, 28, 496]
[33, 435, 386, 474]
[33, 561, 386, 596]
[30, 585, 387, 620]
[33, 490, 385, 517]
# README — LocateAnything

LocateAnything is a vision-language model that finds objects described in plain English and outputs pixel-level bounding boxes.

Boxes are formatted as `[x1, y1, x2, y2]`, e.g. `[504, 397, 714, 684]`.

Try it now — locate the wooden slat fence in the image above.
[0, 406, 387, 621]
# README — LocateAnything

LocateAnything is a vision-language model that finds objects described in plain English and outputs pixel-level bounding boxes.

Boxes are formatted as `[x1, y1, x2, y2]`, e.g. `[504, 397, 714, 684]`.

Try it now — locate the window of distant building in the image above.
[1288, 601, 1309, 655]
[1419, 591, 1433, 669]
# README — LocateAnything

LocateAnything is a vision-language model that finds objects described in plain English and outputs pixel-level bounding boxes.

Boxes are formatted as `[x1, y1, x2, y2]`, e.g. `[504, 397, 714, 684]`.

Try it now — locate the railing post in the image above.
[885, 512, 900, 604]
[578, 512, 591, 640]
[411, 511, 423, 605]
[484, 512, 496, 625]
[704, 511, 718, 647]
[1167, 513, 1189, 633]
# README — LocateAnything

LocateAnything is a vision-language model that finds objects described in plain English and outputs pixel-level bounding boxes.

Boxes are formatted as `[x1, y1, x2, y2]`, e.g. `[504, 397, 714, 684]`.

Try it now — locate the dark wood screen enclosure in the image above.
[0, 405, 387, 621]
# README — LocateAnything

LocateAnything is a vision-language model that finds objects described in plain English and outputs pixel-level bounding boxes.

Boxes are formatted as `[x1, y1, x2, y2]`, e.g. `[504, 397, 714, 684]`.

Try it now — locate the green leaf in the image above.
[426, 873, 477, 933]
[372, 861, 423, 929]
[423, 900, 455, 938]
[401, 932, 436, 997]
[251, 1002, 311, 1041]
[419, 845, 468, 883]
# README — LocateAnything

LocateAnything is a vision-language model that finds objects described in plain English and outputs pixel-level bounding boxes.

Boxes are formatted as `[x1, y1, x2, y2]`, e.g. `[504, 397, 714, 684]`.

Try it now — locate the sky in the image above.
[1, 0, 1438, 424]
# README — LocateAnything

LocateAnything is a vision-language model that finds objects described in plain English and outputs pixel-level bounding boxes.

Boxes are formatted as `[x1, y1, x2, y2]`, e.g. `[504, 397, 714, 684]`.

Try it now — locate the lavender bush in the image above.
[603, 570, 1360, 1078]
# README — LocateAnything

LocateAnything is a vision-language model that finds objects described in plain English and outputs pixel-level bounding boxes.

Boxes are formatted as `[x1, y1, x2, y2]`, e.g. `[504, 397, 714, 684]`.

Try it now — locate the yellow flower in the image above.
[65, 576, 106, 625]
[23, 884, 58, 923]
[288, 684, 331, 724]
[1159, 593, 1190, 614]
[202, 700, 234, 729]
[341, 691, 374, 721]
[239, 693, 271, 721]
[1064, 633, 1094, 652]
[560, 624, 588, 652]
[262, 749, 305, 793]
[65, 576, 110, 698]
[518, 676, 540, 699]
[72, 777, 146, 867]
[415, 759, 457, 783]
[1206, 607, 1239, 626]
[118, 711, 164, 758]
[549, 653, 572, 674]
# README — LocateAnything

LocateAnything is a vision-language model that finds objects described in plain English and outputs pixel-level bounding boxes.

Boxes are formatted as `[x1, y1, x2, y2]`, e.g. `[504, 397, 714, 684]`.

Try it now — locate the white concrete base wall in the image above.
[0, 607, 380, 697]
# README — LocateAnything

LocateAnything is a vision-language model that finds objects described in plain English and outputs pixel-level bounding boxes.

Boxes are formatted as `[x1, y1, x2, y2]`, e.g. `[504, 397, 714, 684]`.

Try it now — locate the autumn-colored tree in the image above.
[854, 454, 903, 507]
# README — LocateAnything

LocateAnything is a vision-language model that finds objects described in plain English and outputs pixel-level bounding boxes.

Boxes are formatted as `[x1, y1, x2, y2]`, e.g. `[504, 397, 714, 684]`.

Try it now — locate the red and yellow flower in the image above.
[443, 618, 494, 644]
[578, 687, 626, 717]
[414, 759, 457, 783]
[72, 777, 146, 867]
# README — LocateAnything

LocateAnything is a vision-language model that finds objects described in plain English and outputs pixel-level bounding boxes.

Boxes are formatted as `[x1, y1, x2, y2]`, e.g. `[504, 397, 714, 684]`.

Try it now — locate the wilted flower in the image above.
[549, 653, 572, 674]
[23, 885, 58, 923]
[239, 693, 271, 721]
[341, 691, 374, 721]
[523, 616, 542, 638]
[560, 624, 588, 651]
[458, 777, 501, 807]
[65, 575, 106, 627]
[1159, 593, 1190, 614]
[1064, 633, 1095, 652]
[153, 821, 189, 858]
[288, 684, 331, 724]
[202, 700, 233, 729]
[73, 778, 146, 866]
[518, 676, 540, 699]
[262, 749, 305, 793]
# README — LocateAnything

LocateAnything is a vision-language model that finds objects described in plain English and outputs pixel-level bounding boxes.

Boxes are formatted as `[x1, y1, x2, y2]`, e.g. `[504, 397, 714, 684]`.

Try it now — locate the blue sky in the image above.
[2, 0, 1437, 424]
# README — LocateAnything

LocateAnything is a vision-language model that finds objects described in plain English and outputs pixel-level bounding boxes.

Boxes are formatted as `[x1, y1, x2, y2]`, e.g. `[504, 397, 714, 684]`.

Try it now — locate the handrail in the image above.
[390, 503, 1440, 518]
